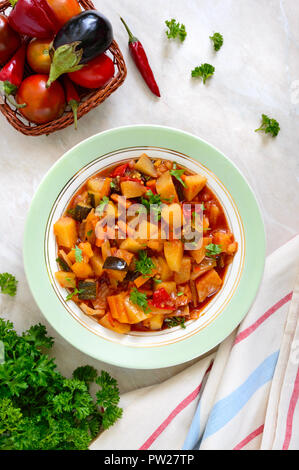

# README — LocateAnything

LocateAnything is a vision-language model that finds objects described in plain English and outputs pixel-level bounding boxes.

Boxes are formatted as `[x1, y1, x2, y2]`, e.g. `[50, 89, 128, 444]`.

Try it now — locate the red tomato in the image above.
[16, 75, 66, 124]
[26, 38, 52, 74]
[68, 53, 114, 89]
[46, 0, 81, 26]
[0, 14, 21, 65]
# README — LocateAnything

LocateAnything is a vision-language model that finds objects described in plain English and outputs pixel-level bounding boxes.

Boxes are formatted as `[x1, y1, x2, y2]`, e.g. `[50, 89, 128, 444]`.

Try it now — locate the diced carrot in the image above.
[195, 269, 222, 303]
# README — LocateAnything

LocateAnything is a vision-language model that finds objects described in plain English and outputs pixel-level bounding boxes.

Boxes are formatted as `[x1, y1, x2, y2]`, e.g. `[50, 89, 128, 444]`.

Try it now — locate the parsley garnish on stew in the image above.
[0, 272, 18, 297]
[210, 32, 223, 51]
[255, 114, 280, 137]
[191, 63, 215, 84]
[66, 288, 83, 302]
[165, 19, 187, 42]
[135, 251, 156, 278]
[170, 168, 186, 187]
[205, 243, 222, 257]
[74, 245, 83, 263]
[96, 196, 110, 216]
[165, 316, 186, 329]
[130, 288, 151, 313]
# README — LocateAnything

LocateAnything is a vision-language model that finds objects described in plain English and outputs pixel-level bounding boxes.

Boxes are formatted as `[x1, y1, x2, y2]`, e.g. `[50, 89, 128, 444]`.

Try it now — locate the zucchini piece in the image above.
[56, 256, 71, 272]
[88, 192, 101, 208]
[78, 280, 97, 300]
[74, 203, 92, 222]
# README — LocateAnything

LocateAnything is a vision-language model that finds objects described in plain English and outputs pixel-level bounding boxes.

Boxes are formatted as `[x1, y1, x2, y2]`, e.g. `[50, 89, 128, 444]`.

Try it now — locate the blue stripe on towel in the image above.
[202, 351, 279, 441]
[183, 350, 279, 449]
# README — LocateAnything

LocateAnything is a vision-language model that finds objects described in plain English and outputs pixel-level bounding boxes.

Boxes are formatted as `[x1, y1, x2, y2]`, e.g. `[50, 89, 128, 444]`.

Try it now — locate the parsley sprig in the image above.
[0, 273, 18, 297]
[135, 251, 156, 278]
[130, 287, 151, 313]
[164, 316, 186, 329]
[0, 319, 122, 450]
[191, 63, 215, 84]
[66, 288, 83, 302]
[255, 114, 280, 137]
[210, 32, 223, 51]
[96, 196, 110, 216]
[141, 190, 163, 221]
[165, 19, 187, 42]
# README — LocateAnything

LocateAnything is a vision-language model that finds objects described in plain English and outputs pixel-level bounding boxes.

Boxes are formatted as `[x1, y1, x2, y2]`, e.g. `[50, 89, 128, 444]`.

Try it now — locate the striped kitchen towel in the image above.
[90, 235, 299, 450]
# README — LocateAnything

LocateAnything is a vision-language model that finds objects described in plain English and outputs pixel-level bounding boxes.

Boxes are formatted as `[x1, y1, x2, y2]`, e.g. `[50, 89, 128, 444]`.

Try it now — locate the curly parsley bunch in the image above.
[0, 319, 122, 450]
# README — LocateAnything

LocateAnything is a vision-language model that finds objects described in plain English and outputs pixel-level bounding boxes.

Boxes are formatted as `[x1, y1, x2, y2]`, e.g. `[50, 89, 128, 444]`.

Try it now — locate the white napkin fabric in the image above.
[90, 235, 299, 450]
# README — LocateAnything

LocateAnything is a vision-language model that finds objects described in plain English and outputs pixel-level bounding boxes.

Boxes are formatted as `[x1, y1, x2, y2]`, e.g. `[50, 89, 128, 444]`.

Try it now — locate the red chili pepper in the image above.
[63, 76, 80, 130]
[110, 163, 129, 177]
[9, 0, 58, 38]
[120, 17, 160, 98]
[151, 288, 172, 308]
[0, 43, 26, 108]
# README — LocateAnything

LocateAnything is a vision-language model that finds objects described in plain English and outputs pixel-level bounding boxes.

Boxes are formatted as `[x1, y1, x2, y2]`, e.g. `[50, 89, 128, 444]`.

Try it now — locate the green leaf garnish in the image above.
[205, 243, 222, 257]
[0, 272, 18, 297]
[65, 288, 83, 301]
[191, 63, 215, 84]
[74, 245, 83, 263]
[255, 114, 280, 137]
[164, 316, 186, 329]
[210, 32, 223, 51]
[129, 287, 151, 313]
[165, 19, 187, 42]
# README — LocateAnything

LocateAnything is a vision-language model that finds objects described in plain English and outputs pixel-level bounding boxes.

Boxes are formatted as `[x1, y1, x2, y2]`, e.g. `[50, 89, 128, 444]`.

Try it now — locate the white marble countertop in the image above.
[0, 0, 298, 393]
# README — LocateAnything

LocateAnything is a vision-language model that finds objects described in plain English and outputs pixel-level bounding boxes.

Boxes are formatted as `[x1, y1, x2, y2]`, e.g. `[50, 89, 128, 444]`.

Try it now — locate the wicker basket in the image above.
[0, 0, 127, 136]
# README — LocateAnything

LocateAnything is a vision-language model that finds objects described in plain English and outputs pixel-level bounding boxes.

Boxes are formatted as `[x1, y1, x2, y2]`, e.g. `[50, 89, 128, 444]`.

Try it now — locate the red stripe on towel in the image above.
[234, 292, 293, 345]
[233, 425, 264, 450]
[139, 362, 213, 450]
[282, 366, 299, 450]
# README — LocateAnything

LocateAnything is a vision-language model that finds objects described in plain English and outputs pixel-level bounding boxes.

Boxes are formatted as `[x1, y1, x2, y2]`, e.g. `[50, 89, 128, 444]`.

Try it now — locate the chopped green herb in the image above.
[74, 245, 83, 263]
[165, 316, 186, 329]
[170, 168, 186, 187]
[205, 243, 222, 257]
[110, 181, 116, 189]
[96, 196, 110, 216]
[141, 190, 163, 221]
[0, 273, 18, 297]
[154, 278, 162, 284]
[177, 292, 184, 297]
[129, 288, 151, 313]
[210, 32, 223, 51]
[86, 230, 93, 237]
[191, 63, 215, 84]
[0, 318, 122, 450]
[135, 251, 156, 278]
[255, 114, 280, 137]
[165, 19, 187, 42]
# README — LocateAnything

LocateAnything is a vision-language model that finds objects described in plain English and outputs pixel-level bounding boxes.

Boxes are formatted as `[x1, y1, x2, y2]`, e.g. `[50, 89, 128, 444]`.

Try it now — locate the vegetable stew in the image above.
[54, 154, 238, 334]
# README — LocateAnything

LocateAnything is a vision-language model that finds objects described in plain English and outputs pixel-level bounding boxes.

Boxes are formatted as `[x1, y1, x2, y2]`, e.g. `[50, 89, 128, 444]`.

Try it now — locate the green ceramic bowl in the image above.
[24, 125, 265, 369]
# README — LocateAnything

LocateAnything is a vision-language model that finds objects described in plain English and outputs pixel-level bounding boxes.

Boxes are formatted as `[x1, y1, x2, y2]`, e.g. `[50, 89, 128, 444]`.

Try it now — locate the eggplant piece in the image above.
[78, 280, 97, 300]
[47, 11, 113, 86]
[74, 203, 92, 222]
[103, 256, 128, 271]
[56, 257, 71, 272]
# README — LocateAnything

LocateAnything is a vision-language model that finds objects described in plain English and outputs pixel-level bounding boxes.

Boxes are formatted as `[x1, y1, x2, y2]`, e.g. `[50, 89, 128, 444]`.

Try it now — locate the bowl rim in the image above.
[23, 125, 266, 369]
